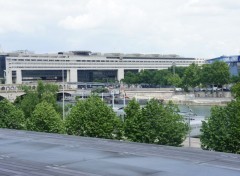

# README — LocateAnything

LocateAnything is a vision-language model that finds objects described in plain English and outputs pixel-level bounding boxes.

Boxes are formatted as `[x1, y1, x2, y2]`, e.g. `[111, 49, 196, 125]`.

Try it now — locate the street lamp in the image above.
[62, 61, 65, 120]
[111, 90, 115, 109]
[188, 107, 192, 147]
[172, 62, 176, 75]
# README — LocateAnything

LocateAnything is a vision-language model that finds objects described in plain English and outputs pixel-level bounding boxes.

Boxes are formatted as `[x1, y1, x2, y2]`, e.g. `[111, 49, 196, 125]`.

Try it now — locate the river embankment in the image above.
[124, 89, 232, 106]
[169, 94, 232, 106]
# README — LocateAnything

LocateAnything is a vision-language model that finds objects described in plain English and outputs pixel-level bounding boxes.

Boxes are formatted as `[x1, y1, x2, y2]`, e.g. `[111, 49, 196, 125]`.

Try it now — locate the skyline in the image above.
[0, 0, 240, 59]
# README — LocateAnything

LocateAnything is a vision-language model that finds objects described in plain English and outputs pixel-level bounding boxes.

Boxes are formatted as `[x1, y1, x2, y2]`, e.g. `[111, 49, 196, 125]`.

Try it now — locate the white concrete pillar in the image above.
[16, 69, 22, 84]
[117, 68, 124, 81]
[5, 69, 12, 84]
[69, 68, 78, 89]
[66, 70, 70, 82]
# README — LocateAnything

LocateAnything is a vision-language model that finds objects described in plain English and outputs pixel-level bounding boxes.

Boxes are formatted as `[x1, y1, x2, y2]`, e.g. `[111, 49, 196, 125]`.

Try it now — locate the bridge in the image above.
[0, 84, 78, 102]
[0, 83, 118, 102]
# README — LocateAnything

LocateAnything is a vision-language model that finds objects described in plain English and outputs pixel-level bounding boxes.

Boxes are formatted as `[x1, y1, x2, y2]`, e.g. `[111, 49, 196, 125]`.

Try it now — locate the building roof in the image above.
[0, 129, 239, 176]
[207, 55, 240, 63]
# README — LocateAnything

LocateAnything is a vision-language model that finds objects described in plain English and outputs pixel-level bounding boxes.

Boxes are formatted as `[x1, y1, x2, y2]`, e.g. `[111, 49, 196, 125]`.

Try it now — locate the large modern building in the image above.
[206, 55, 240, 76]
[0, 50, 205, 87]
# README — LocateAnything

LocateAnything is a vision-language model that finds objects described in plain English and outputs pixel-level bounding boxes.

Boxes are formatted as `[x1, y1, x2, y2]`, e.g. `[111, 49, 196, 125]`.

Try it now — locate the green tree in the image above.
[16, 92, 40, 119]
[16, 81, 61, 118]
[27, 101, 64, 133]
[124, 98, 143, 141]
[211, 61, 230, 87]
[230, 74, 240, 84]
[182, 63, 200, 91]
[153, 69, 171, 87]
[138, 70, 156, 86]
[122, 71, 139, 86]
[231, 82, 240, 99]
[200, 64, 214, 87]
[167, 74, 182, 88]
[65, 95, 123, 139]
[168, 66, 187, 78]
[0, 99, 25, 129]
[124, 99, 188, 146]
[201, 62, 230, 90]
[200, 100, 240, 154]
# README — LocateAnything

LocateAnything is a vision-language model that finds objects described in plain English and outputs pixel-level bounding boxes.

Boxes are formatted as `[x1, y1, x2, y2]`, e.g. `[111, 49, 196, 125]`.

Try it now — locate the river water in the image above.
[112, 104, 212, 118]
[178, 105, 212, 117]
[60, 101, 213, 118]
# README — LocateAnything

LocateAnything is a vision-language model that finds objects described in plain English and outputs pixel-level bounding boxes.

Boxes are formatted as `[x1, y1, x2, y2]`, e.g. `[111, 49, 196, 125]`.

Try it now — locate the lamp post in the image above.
[172, 62, 176, 75]
[111, 90, 115, 109]
[123, 91, 126, 107]
[188, 108, 192, 147]
[62, 62, 65, 120]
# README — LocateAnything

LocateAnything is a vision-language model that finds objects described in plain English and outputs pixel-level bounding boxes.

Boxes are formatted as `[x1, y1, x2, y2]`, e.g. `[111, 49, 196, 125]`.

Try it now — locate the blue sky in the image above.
[0, 0, 240, 58]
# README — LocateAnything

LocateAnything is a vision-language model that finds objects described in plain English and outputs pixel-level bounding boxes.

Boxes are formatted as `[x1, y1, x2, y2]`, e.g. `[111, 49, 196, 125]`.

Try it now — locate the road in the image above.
[0, 129, 239, 176]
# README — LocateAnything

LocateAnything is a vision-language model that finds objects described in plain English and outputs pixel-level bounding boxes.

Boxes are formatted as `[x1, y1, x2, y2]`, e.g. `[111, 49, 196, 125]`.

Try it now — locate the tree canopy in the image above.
[182, 63, 200, 91]
[124, 99, 188, 146]
[27, 101, 64, 133]
[231, 82, 240, 99]
[15, 81, 61, 118]
[200, 100, 240, 154]
[0, 99, 25, 129]
[122, 62, 231, 91]
[65, 95, 123, 139]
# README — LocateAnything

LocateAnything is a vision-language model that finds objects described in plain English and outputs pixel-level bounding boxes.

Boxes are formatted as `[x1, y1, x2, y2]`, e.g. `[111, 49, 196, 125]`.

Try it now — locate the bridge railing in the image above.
[0, 83, 75, 92]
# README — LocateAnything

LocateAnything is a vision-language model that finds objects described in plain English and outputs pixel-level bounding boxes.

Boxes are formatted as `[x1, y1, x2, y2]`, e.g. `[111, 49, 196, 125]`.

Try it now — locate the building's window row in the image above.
[9, 61, 193, 68]
[8, 58, 195, 64]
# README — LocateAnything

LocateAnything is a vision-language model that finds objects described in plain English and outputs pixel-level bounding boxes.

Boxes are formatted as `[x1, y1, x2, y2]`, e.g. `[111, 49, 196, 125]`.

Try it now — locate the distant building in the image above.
[206, 55, 240, 76]
[0, 50, 205, 87]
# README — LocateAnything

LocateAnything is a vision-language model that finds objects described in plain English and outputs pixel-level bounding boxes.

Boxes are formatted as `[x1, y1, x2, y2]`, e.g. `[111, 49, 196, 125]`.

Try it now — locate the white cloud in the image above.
[0, 0, 240, 58]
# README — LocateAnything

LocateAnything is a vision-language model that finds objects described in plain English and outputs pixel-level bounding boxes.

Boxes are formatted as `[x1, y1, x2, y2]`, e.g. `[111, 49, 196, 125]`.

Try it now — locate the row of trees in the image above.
[200, 82, 240, 154]
[0, 81, 189, 147]
[1, 80, 240, 153]
[122, 61, 235, 91]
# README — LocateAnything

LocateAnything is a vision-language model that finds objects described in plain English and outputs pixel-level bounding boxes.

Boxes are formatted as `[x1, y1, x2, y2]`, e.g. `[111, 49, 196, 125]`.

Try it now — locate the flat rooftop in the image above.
[0, 129, 239, 176]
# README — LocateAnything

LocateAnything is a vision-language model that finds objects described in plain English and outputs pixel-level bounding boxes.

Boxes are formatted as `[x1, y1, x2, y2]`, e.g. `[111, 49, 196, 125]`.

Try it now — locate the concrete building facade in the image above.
[1, 50, 205, 87]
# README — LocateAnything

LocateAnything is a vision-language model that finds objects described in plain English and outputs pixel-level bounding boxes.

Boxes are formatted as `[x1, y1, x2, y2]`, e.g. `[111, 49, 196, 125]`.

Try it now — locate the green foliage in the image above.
[201, 61, 230, 87]
[122, 71, 139, 85]
[27, 101, 64, 133]
[200, 100, 240, 154]
[230, 74, 240, 83]
[153, 70, 172, 86]
[92, 87, 109, 93]
[16, 81, 61, 118]
[182, 63, 200, 90]
[200, 64, 214, 86]
[138, 70, 156, 85]
[122, 63, 230, 91]
[124, 99, 188, 146]
[211, 61, 230, 86]
[167, 74, 182, 87]
[16, 92, 40, 119]
[65, 95, 123, 139]
[0, 99, 25, 129]
[231, 82, 240, 99]
[168, 66, 187, 78]
[124, 98, 143, 141]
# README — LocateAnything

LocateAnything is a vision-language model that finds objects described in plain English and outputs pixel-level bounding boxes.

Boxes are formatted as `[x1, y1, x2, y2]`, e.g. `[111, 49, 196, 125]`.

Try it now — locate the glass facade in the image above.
[78, 70, 117, 82]
[22, 70, 67, 82]
[0, 55, 6, 78]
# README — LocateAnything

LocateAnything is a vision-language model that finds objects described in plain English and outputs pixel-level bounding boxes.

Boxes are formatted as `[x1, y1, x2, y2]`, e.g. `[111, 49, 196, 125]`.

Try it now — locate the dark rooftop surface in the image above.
[0, 128, 239, 176]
